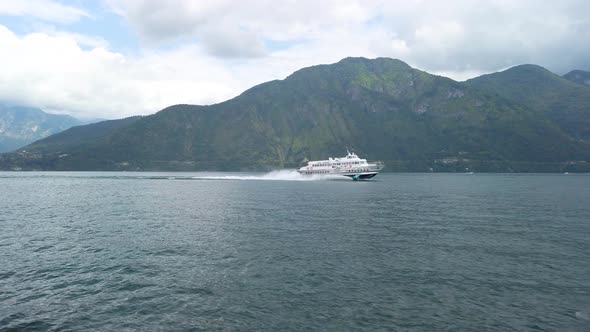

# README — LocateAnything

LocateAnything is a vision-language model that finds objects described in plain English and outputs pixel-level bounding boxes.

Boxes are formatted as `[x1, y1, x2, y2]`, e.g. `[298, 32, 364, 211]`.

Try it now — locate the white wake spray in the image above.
[191, 169, 345, 181]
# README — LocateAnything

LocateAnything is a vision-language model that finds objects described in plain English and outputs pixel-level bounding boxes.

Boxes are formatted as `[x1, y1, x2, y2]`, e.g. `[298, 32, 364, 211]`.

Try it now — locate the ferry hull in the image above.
[342, 172, 378, 180]
[296, 170, 380, 180]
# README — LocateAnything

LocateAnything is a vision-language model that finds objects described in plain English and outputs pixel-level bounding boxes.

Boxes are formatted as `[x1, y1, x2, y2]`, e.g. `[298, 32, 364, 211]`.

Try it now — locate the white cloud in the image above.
[1, 1, 589, 119]
[107, 0, 590, 74]
[0, 0, 89, 24]
[0, 25, 255, 119]
[107, 0, 381, 57]
[35, 24, 109, 49]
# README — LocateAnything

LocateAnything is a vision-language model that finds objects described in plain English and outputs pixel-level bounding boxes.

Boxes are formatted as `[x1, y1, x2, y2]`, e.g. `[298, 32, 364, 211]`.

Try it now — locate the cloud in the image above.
[0, 0, 89, 24]
[34, 23, 110, 49]
[107, 0, 590, 74]
[199, 22, 267, 58]
[378, 0, 590, 73]
[1, 1, 589, 119]
[107, 0, 379, 58]
[0, 25, 256, 119]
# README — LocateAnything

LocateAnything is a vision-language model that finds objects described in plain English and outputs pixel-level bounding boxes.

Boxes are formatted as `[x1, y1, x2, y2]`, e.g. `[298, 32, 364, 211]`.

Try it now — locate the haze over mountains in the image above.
[0, 105, 83, 153]
[564, 70, 590, 86]
[1, 57, 589, 172]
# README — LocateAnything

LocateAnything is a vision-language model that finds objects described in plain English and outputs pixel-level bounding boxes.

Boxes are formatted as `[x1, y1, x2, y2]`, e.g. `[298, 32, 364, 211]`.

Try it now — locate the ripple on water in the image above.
[0, 172, 589, 331]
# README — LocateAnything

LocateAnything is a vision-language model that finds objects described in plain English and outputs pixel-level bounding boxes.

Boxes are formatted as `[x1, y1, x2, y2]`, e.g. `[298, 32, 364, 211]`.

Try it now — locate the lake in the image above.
[1, 172, 589, 331]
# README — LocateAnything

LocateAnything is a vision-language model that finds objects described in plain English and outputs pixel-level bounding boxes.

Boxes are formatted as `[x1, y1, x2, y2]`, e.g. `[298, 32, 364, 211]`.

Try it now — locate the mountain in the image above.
[564, 70, 590, 86]
[466, 64, 590, 140]
[2, 57, 590, 172]
[0, 105, 83, 153]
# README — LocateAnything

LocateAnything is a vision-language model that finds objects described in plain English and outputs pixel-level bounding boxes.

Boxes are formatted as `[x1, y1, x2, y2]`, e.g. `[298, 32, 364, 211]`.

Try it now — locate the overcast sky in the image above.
[0, 0, 588, 119]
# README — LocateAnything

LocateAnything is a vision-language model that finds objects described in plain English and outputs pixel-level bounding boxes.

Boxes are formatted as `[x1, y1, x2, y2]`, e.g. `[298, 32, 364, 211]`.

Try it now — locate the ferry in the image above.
[298, 150, 385, 180]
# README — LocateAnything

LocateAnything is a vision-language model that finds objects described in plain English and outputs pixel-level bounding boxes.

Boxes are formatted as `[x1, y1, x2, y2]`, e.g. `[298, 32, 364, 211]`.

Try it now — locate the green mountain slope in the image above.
[1, 116, 142, 170]
[466, 65, 590, 140]
[2, 57, 590, 172]
[27, 116, 142, 153]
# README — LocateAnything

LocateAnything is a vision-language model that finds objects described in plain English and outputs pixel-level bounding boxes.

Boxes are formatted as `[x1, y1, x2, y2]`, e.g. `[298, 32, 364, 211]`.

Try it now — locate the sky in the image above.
[0, 0, 588, 119]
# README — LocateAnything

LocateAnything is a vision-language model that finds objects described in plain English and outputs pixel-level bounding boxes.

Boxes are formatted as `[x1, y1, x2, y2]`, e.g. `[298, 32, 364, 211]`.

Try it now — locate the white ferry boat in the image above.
[298, 150, 385, 180]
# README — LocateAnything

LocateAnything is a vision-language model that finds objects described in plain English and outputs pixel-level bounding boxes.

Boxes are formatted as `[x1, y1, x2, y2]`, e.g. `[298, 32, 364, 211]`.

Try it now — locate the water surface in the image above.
[1, 172, 589, 331]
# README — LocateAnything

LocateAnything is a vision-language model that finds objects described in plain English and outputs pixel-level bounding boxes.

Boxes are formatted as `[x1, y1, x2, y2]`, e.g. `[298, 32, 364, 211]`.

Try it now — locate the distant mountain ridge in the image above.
[564, 70, 590, 86]
[1, 57, 589, 172]
[0, 105, 83, 153]
[466, 64, 590, 140]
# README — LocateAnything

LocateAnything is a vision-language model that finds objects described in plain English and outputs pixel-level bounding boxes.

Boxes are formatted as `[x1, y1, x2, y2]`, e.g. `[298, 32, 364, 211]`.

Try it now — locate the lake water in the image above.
[1, 171, 589, 331]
